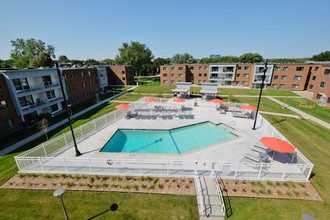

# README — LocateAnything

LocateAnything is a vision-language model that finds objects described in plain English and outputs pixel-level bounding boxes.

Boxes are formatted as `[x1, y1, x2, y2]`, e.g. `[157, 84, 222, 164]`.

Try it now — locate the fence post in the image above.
[42, 143, 47, 157]
[257, 163, 263, 180]
[63, 157, 68, 173]
[281, 163, 289, 181]
[306, 164, 314, 182]
[14, 157, 21, 171]
[88, 158, 92, 173]
[38, 158, 44, 172]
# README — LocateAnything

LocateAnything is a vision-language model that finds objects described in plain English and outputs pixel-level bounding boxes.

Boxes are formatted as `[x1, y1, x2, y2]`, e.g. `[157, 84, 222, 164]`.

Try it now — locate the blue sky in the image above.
[1, 0, 329, 60]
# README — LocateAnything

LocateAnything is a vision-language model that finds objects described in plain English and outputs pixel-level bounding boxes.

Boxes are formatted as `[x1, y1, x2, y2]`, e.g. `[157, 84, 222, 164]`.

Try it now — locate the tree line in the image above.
[1, 38, 329, 76]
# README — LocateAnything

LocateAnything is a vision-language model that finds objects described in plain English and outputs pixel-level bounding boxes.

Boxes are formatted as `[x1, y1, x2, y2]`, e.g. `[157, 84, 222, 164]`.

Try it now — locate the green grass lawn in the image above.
[276, 97, 330, 123]
[228, 114, 330, 220]
[0, 189, 198, 220]
[231, 97, 297, 115]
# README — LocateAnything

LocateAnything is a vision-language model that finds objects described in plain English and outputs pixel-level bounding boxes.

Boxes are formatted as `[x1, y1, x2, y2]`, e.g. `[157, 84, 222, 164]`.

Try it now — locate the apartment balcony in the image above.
[16, 82, 60, 95]
[20, 97, 63, 112]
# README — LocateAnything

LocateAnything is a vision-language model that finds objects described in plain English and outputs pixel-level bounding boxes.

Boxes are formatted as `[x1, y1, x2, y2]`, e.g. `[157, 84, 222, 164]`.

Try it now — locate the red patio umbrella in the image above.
[173, 98, 186, 103]
[210, 99, 225, 104]
[240, 104, 257, 111]
[260, 137, 296, 154]
[145, 97, 157, 102]
[115, 103, 130, 109]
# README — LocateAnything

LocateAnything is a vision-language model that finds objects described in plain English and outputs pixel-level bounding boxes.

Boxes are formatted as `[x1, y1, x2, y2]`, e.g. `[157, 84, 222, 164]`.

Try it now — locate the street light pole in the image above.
[53, 188, 69, 220]
[252, 59, 268, 130]
[55, 62, 81, 156]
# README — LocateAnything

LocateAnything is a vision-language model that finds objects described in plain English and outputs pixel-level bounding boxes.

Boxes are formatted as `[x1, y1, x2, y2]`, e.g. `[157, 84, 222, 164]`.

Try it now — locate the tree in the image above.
[115, 41, 154, 76]
[10, 38, 55, 69]
[85, 59, 99, 65]
[100, 58, 116, 65]
[171, 53, 197, 64]
[239, 53, 263, 63]
[152, 57, 171, 74]
[0, 59, 13, 68]
[311, 51, 330, 61]
[58, 55, 69, 63]
[37, 118, 49, 140]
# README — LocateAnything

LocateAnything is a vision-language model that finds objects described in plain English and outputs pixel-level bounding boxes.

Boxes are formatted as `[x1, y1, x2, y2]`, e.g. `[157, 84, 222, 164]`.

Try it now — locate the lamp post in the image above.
[252, 59, 268, 130]
[53, 188, 69, 220]
[55, 62, 81, 156]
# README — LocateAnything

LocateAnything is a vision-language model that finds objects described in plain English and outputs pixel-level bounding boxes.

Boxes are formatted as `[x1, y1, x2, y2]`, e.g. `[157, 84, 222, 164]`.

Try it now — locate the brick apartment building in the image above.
[107, 65, 135, 85]
[160, 62, 330, 107]
[0, 65, 134, 139]
[62, 67, 100, 106]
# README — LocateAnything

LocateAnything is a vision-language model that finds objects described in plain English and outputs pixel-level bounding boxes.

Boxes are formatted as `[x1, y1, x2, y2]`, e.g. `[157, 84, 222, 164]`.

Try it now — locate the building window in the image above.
[203, 80, 207, 83]
[320, 82, 326, 88]
[163, 74, 167, 77]
[327, 98, 330, 104]
[171, 80, 174, 84]
[88, 71, 91, 76]
[199, 66, 202, 70]
[275, 67, 280, 71]
[204, 73, 207, 77]
[198, 73, 202, 77]
[309, 85, 313, 89]
[50, 104, 59, 112]
[236, 81, 240, 84]
[279, 84, 284, 89]
[315, 67, 319, 71]
[204, 66, 208, 70]
[70, 73, 74, 78]
[178, 74, 183, 78]
[198, 80, 201, 84]
[281, 75, 287, 80]
[242, 81, 248, 85]
[83, 82, 86, 88]
[273, 75, 278, 79]
[178, 67, 183, 70]
[0, 100, 8, 110]
[46, 90, 56, 99]
[237, 66, 241, 70]
[316, 94, 322, 99]
[294, 76, 302, 80]
[4, 118, 15, 128]
[81, 72, 84, 77]
[312, 76, 316, 80]
[236, 74, 240, 77]
[324, 69, 330, 75]
[244, 66, 250, 70]
[163, 80, 168, 84]
[189, 67, 194, 70]
[243, 74, 249, 78]
[283, 67, 288, 71]
[162, 67, 167, 70]
[73, 84, 77, 90]
[89, 80, 93, 86]
[121, 71, 125, 74]
[272, 84, 277, 88]
[171, 67, 174, 70]
[291, 84, 299, 89]
[296, 67, 304, 71]
[122, 77, 126, 81]
[170, 74, 174, 77]
[13, 78, 29, 91]
[211, 67, 219, 71]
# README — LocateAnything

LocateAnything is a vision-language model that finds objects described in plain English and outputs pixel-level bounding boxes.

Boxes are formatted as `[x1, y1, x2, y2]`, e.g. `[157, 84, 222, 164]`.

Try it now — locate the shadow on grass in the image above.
[271, 118, 286, 125]
[88, 203, 118, 220]
[217, 176, 233, 218]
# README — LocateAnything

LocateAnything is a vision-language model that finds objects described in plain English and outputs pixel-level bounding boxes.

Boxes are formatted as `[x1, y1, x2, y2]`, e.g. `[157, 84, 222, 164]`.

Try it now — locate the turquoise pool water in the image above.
[100, 122, 236, 154]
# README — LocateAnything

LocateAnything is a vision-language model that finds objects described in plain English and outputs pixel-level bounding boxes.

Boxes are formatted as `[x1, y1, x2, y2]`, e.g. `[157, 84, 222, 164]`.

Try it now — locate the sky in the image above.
[0, 0, 329, 60]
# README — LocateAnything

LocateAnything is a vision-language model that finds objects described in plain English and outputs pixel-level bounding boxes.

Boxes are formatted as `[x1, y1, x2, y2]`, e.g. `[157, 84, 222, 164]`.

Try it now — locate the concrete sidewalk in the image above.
[0, 86, 139, 156]
[267, 97, 330, 130]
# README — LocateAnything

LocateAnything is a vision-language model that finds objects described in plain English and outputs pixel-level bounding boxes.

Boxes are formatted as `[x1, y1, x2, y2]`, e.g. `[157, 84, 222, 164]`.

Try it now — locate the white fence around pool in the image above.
[14, 99, 314, 182]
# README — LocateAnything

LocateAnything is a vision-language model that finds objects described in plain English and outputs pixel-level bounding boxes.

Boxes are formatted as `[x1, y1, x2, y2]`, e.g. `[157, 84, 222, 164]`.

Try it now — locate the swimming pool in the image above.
[100, 122, 237, 154]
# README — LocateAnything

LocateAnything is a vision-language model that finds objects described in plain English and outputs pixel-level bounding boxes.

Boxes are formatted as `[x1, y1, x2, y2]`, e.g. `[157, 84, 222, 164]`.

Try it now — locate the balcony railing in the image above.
[16, 83, 59, 94]
[20, 97, 63, 111]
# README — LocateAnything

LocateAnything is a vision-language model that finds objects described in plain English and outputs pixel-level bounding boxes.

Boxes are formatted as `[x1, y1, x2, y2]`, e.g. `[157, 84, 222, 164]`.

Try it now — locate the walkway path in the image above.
[195, 175, 224, 220]
[267, 96, 330, 130]
[0, 86, 139, 156]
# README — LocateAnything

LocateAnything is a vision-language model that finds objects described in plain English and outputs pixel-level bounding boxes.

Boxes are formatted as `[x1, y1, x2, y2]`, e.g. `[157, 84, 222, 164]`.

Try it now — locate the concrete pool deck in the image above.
[57, 98, 292, 165]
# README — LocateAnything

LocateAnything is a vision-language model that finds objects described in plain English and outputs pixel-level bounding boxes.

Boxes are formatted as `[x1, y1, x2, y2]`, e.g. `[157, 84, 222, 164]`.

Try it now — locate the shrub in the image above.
[277, 189, 283, 195]
[158, 184, 164, 189]
[275, 182, 281, 186]
[153, 179, 159, 184]
[251, 189, 258, 194]
[267, 189, 272, 195]
[88, 177, 94, 183]
[259, 189, 266, 194]
[286, 192, 292, 196]
[125, 176, 132, 181]
[149, 184, 155, 190]
[283, 182, 289, 187]
[299, 183, 306, 188]
[102, 183, 109, 188]
[87, 184, 93, 189]
[141, 184, 147, 189]
[266, 181, 275, 187]
[134, 185, 139, 191]
[293, 190, 300, 196]
[43, 174, 53, 179]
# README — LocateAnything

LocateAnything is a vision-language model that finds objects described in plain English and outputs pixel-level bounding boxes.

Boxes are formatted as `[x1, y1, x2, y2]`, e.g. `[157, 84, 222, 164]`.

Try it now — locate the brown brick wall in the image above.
[62, 68, 99, 106]
[108, 65, 135, 85]
[309, 65, 330, 106]
[0, 74, 23, 139]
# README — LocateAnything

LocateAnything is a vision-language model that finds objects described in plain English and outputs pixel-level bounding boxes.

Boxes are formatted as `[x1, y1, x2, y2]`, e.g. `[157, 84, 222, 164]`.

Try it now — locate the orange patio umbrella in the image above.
[115, 103, 130, 109]
[145, 97, 157, 102]
[240, 104, 257, 111]
[210, 98, 225, 104]
[173, 98, 186, 103]
[260, 137, 296, 154]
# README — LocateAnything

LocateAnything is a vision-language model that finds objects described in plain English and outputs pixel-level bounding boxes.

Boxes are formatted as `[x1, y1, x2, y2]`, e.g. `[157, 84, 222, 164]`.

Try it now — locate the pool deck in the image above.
[57, 98, 292, 164]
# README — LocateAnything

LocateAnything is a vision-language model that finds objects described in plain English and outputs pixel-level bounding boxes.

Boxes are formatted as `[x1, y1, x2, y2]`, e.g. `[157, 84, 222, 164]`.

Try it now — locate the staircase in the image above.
[195, 175, 225, 220]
